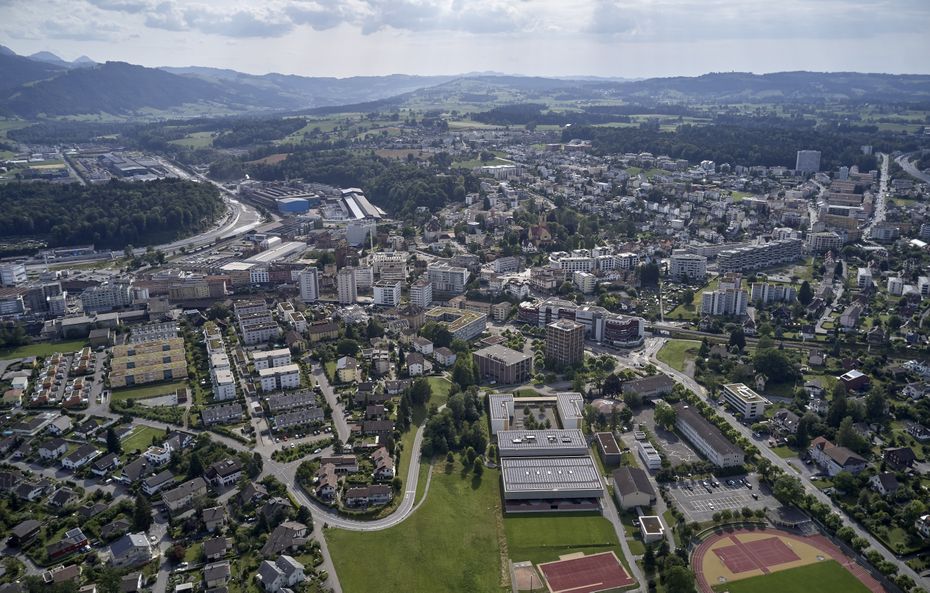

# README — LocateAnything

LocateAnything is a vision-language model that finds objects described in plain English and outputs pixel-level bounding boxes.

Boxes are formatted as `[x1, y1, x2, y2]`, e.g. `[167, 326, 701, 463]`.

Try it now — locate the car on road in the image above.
[752, 493, 759, 500]
[314, 448, 322, 454]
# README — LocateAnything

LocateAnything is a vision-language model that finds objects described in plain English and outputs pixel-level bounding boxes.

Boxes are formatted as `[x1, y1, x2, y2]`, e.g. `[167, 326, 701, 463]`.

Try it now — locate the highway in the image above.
[896, 151, 930, 184]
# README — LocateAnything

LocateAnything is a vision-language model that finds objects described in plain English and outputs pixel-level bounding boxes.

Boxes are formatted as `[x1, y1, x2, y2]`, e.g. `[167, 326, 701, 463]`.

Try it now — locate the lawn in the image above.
[397, 377, 453, 477]
[327, 462, 506, 593]
[425, 376, 452, 408]
[0, 339, 89, 360]
[121, 426, 166, 454]
[656, 339, 701, 372]
[504, 513, 626, 565]
[711, 560, 871, 593]
[168, 131, 214, 149]
[111, 380, 187, 402]
[770, 446, 797, 459]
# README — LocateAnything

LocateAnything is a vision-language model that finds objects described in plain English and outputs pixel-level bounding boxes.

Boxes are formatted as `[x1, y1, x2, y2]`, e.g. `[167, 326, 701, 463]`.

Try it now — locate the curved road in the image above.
[897, 151, 930, 184]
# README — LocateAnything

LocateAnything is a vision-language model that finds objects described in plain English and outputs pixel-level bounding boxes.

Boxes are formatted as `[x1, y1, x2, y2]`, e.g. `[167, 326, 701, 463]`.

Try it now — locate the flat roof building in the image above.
[673, 403, 745, 467]
[500, 456, 604, 502]
[497, 429, 588, 457]
[473, 344, 532, 385]
[556, 392, 584, 430]
[721, 383, 770, 420]
[489, 393, 515, 435]
[636, 440, 662, 470]
[424, 306, 487, 341]
[546, 319, 585, 367]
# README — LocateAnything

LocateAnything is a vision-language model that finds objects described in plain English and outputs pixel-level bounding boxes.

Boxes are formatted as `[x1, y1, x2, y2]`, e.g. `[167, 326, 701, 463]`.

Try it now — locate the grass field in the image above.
[656, 339, 701, 372]
[0, 339, 89, 360]
[505, 513, 627, 565]
[711, 560, 870, 593]
[770, 446, 798, 459]
[111, 380, 187, 402]
[121, 426, 166, 454]
[397, 376, 453, 476]
[168, 131, 214, 149]
[327, 462, 506, 593]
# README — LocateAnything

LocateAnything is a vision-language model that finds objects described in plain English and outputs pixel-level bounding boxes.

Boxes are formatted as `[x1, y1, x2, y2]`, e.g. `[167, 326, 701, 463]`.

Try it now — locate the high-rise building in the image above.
[336, 267, 358, 305]
[668, 252, 707, 282]
[546, 319, 585, 366]
[795, 150, 821, 174]
[298, 268, 319, 303]
[80, 281, 133, 313]
[373, 280, 401, 307]
[409, 278, 432, 308]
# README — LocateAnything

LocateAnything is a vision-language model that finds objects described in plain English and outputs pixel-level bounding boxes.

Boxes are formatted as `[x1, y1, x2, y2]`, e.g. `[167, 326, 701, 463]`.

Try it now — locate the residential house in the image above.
[406, 352, 425, 376]
[9, 519, 41, 547]
[62, 443, 101, 470]
[256, 555, 306, 593]
[315, 465, 338, 501]
[884, 447, 917, 471]
[118, 457, 154, 485]
[372, 447, 395, 480]
[142, 470, 175, 496]
[343, 485, 393, 508]
[203, 561, 231, 589]
[48, 487, 78, 509]
[260, 522, 308, 558]
[869, 472, 900, 496]
[46, 528, 88, 561]
[161, 477, 207, 513]
[100, 519, 131, 541]
[809, 437, 868, 476]
[916, 515, 930, 540]
[238, 482, 268, 507]
[203, 536, 228, 561]
[91, 453, 121, 476]
[39, 438, 68, 460]
[109, 533, 153, 568]
[771, 409, 800, 435]
[202, 506, 227, 533]
[335, 356, 359, 383]
[433, 347, 456, 367]
[205, 458, 243, 488]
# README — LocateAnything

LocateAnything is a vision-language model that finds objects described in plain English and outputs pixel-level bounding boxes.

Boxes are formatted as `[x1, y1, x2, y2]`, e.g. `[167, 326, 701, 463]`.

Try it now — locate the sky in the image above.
[1, 0, 929, 78]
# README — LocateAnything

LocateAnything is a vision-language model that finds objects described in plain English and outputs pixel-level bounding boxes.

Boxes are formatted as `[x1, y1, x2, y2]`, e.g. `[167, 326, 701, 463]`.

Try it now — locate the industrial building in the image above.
[473, 344, 532, 385]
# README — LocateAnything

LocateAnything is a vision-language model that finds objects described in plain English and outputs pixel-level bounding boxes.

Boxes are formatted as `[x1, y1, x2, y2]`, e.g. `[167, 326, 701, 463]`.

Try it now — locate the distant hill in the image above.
[2, 45, 930, 120]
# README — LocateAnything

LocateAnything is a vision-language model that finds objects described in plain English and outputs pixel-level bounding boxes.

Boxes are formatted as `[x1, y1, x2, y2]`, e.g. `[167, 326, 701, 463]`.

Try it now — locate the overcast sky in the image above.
[1, 0, 928, 78]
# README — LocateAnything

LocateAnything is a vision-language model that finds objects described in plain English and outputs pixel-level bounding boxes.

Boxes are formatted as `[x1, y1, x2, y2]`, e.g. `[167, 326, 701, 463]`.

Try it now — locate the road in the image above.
[311, 364, 351, 444]
[863, 153, 890, 241]
[896, 151, 930, 184]
[643, 341, 930, 591]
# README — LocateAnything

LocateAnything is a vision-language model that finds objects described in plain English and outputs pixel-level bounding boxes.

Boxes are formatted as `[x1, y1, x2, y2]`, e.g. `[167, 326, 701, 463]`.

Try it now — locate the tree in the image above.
[187, 452, 204, 479]
[602, 373, 622, 396]
[247, 452, 263, 479]
[772, 475, 804, 504]
[166, 543, 186, 563]
[680, 288, 695, 305]
[409, 378, 432, 407]
[752, 348, 797, 382]
[133, 494, 152, 532]
[106, 426, 122, 454]
[662, 566, 695, 592]
[827, 386, 848, 428]
[473, 458, 484, 476]
[451, 356, 476, 387]
[729, 328, 746, 352]
[832, 471, 857, 493]
[798, 280, 813, 305]
[643, 545, 656, 573]
[865, 389, 885, 420]
[836, 416, 866, 452]
[655, 403, 677, 430]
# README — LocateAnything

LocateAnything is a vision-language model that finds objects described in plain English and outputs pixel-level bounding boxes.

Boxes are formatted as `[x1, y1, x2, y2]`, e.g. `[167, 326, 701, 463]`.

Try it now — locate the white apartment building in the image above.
[887, 276, 904, 296]
[573, 271, 597, 294]
[721, 383, 770, 419]
[80, 282, 133, 313]
[373, 280, 401, 307]
[298, 268, 319, 303]
[669, 252, 707, 282]
[749, 283, 796, 304]
[258, 364, 301, 393]
[856, 267, 872, 289]
[409, 279, 432, 308]
[717, 239, 802, 273]
[251, 348, 292, 371]
[336, 267, 358, 305]
[427, 262, 470, 295]
[212, 369, 237, 400]
[920, 276, 930, 297]
[614, 253, 640, 270]
[556, 256, 595, 273]
[700, 288, 748, 316]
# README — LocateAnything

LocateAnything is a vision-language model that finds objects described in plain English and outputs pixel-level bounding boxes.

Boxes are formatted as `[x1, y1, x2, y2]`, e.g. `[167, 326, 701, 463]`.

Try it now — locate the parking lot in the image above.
[666, 473, 780, 523]
[633, 407, 700, 467]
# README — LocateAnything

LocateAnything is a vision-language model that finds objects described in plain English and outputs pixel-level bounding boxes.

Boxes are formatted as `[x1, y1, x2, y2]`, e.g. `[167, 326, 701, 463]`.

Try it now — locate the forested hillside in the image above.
[0, 179, 223, 248]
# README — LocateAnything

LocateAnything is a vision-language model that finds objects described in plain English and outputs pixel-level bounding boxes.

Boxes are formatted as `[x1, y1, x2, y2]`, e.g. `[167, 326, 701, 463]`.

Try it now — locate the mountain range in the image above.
[2, 45, 930, 120]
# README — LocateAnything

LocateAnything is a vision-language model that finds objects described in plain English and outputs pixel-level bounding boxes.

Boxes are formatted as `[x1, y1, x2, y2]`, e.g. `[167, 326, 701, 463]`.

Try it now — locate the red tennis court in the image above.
[538, 552, 634, 593]
[713, 536, 801, 574]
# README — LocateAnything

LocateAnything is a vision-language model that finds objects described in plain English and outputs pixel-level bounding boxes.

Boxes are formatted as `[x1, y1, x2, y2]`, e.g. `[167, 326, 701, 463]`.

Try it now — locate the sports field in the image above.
[694, 529, 884, 593]
[710, 560, 871, 593]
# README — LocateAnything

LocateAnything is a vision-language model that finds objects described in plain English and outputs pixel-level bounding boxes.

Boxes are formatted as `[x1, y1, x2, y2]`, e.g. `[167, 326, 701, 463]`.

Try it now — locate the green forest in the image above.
[568, 121, 927, 171]
[0, 178, 223, 249]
